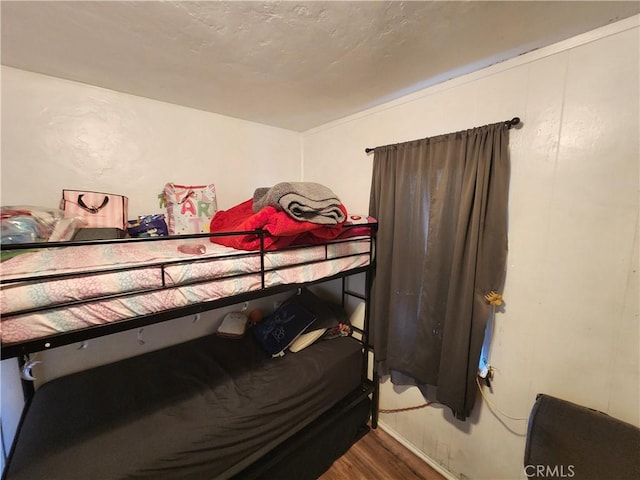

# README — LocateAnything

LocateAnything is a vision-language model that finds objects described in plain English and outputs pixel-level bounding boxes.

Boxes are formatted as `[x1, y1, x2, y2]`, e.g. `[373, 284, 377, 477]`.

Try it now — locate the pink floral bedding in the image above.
[0, 237, 372, 345]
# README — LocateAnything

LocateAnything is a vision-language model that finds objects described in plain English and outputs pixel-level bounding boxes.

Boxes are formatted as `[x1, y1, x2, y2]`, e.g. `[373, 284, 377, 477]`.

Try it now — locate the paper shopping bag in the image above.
[61, 190, 129, 230]
[162, 183, 217, 235]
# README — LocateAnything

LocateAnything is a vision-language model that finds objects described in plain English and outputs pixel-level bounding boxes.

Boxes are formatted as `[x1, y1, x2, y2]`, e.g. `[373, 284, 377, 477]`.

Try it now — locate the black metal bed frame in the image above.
[0, 223, 379, 427]
[1, 224, 379, 479]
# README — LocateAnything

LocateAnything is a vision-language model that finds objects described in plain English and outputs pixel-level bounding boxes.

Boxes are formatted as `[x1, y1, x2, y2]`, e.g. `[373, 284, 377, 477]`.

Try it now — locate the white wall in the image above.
[1, 66, 301, 215]
[0, 66, 304, 381]
[0, 66, 303, 468]
[303, 17, 639, 480]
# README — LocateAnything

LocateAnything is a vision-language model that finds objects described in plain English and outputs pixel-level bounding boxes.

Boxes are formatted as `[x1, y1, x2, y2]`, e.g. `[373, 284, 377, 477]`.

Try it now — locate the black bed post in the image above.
[364, 266, 379, 429]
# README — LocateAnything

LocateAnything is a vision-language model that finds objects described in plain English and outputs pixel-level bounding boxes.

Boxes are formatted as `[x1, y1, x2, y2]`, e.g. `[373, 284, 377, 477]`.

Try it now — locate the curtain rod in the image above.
[364, 117, 521, 154]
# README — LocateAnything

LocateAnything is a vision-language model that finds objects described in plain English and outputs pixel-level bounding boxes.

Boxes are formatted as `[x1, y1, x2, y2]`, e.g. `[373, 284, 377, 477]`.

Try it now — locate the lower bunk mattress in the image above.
[4, 334, 366, 480]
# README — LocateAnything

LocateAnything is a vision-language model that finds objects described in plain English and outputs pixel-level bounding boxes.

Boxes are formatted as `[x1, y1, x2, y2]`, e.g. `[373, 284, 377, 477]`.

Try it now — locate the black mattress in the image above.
[4, 334, 364, 480]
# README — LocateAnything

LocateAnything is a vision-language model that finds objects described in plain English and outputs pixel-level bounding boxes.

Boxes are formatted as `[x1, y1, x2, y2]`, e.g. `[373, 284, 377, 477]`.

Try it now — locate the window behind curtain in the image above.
[368, 122, 511, 420]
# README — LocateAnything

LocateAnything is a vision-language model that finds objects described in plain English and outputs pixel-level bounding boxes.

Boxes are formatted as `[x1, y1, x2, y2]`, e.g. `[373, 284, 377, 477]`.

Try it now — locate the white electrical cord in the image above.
[475, 377, 528, 421]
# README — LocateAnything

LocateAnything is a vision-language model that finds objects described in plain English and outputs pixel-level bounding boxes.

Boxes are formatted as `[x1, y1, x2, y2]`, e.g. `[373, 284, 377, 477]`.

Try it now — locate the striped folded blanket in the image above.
[252, 182, 346, 225]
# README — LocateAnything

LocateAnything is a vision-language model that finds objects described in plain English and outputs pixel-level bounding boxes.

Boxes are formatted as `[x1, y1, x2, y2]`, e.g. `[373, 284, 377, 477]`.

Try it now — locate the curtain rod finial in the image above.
[505, 117, 521, 129]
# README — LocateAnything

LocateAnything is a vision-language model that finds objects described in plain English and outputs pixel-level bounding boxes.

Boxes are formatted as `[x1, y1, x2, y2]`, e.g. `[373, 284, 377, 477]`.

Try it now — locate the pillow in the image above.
[288, 289, 348, 352]
[252, 296, 317, 357]
[295, 288, 347, 330]
[288, 329, 327, 353]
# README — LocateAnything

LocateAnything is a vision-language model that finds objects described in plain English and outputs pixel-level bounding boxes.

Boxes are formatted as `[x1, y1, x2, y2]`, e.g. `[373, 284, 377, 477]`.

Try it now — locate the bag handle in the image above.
[77, 194, 110, 214]
[177, 189, 196, 205]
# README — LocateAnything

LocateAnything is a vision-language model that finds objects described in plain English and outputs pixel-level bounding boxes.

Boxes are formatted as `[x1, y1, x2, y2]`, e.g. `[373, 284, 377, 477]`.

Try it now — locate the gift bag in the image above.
[61, 190, 128, 230]
[162, 183, 217, 235]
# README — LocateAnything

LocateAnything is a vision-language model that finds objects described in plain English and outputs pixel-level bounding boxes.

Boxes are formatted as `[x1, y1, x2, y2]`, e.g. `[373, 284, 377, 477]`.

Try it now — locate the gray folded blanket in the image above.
[252, 182, 345, 225]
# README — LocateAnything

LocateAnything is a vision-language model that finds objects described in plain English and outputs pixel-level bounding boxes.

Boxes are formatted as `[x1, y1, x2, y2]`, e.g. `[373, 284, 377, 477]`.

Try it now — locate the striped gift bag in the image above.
[61, 190, 129, 230]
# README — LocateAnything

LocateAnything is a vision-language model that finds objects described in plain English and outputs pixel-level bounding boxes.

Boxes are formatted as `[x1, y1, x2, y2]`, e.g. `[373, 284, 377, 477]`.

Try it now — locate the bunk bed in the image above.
[0, 221, 378, 480]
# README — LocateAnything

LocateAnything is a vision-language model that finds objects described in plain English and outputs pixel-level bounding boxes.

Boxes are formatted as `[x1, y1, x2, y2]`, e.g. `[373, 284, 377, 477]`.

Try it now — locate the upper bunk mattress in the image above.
[0, 235, 373, 346]
[4, 334, 365, 480]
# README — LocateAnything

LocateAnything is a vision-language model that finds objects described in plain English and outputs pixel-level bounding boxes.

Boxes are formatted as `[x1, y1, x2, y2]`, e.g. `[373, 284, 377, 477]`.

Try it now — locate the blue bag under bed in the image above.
[4, 334, 364, 480]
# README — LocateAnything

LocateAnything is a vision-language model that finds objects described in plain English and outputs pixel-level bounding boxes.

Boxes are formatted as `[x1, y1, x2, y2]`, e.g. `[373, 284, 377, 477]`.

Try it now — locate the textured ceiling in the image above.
[2, 1, 638, 131]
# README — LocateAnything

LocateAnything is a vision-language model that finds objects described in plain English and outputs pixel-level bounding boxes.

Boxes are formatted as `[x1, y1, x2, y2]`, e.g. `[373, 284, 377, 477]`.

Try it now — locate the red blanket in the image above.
[209, 199, 347, 251]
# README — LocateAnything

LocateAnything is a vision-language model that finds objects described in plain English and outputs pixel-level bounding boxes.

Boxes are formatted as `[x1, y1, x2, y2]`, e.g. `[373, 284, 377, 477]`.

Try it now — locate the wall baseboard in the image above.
[377, 420, 459, 480]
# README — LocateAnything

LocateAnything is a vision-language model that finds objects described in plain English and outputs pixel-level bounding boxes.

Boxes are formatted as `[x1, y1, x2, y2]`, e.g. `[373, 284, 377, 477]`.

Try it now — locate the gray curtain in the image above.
[369, 122, 510, 420]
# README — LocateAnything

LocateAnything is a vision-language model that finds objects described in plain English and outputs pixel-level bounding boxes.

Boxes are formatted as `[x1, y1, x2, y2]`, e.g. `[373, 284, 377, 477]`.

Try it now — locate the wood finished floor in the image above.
[319, 426, 446, 480]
